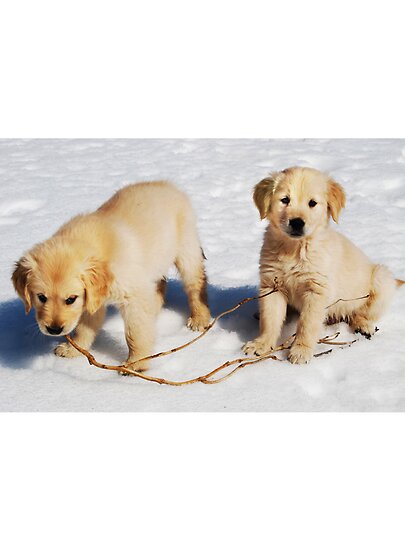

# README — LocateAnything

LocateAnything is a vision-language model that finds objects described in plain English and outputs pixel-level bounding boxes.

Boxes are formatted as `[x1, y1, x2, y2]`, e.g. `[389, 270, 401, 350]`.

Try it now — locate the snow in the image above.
[1, 138, 404, 411]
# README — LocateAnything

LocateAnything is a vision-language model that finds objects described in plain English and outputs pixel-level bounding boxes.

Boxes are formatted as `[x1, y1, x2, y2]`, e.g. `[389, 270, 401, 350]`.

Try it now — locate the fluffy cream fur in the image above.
[12, 181, 211, 371]
[243, 167, 403, 364]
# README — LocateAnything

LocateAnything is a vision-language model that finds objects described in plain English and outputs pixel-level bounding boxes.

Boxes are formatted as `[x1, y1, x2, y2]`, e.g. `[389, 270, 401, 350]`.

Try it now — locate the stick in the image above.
[66, 324, 356, 387]
[65, 288, 365, 386]
[326, 294, 370, 310]
[65, 286, 281, 386]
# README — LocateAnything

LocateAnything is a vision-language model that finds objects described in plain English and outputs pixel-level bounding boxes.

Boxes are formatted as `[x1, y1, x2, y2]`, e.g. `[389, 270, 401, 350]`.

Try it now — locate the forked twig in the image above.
[66, 287, 280, 386]
[65, 285, 362, 386]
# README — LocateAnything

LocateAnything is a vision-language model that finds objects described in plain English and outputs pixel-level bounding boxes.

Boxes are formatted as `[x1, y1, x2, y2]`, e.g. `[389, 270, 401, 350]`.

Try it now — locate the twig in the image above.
[66, 334, 282, 386]
[318, 332, 357, 346]
[65, 287, 366, 386]
[66, 286, 280, 386]
[326, 294, 370, 310]
[66, 322, 357, 387]
[314, 349, 333, 358]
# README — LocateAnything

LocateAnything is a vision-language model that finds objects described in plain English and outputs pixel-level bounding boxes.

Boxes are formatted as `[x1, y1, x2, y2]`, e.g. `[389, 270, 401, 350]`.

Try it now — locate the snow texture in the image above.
[0, 139, 404, 411]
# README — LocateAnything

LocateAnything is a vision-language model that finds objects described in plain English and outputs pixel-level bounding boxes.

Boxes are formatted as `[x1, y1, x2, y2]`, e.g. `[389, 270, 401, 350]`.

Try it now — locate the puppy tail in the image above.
[396, 279, 405, 288]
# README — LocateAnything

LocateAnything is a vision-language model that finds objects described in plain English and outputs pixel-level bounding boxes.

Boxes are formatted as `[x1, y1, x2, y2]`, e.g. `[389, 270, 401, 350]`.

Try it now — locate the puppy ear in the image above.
[327, 179, 346, 223]
[12, 255, 35, 313]
[253, 173, 282, 219]
[82, 259, 113, 315]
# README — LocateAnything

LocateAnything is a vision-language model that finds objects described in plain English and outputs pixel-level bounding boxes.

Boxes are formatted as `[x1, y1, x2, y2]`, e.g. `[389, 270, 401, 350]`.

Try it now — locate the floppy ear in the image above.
[82, 259, 113, 315]
[12, 255, 35, 313]
[253, 173, 282, 220]
[327, 179, 346, 223]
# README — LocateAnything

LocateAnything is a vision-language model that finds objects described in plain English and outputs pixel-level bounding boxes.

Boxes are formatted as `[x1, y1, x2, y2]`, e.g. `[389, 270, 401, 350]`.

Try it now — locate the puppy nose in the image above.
[46, 325, 64, 335]
[289, 218, 305, 231]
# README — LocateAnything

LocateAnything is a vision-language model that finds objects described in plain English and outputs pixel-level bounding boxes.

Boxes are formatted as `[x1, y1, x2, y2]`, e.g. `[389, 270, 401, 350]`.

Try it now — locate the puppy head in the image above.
[12, 241, 113, 336]
[253, 167, 346, 239]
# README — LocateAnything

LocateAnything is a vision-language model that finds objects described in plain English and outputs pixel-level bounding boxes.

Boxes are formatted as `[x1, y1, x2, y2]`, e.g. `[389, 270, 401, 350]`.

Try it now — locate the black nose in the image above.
[289, 218, 305, 232]
[46, 325, 64, 335]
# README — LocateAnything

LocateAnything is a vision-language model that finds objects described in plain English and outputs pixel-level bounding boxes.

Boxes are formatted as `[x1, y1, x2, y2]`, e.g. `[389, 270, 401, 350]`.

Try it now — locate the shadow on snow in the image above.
[0, 279, 261, 370]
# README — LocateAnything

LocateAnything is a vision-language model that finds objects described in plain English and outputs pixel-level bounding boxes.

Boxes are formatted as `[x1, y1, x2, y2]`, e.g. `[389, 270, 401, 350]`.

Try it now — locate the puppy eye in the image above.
[280, 197, 290, 205]
[65, 296, 78, 305]
[37, 294, 47, 304]
[309, 200, 317, 208]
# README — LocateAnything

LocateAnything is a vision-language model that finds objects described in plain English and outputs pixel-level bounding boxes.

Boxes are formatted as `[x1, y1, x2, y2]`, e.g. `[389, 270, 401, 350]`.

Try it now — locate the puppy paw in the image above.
[187, 312, 211, 332]
[54, 342, 82, 358]
[354, 326, 379, 340]
[288, 343, 313, 365]
[243, 338, 273, 357]
[351, 319, 378, 339]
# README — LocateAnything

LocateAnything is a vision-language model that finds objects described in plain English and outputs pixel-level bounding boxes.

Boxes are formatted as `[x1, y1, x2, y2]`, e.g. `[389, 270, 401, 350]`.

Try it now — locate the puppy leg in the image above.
[289, 292, 327, 365]
[120, 291, 157, 372]
[176, 252, 211, 332]
[54, 306, 106, 358]
[243, 289, 288, 356]
[349, 264, 396, 338]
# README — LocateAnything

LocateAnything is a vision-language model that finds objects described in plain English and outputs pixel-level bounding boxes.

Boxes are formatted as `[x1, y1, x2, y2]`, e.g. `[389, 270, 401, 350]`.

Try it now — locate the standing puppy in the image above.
[243, 167, 403, 365]
[12, 181, 211, 371]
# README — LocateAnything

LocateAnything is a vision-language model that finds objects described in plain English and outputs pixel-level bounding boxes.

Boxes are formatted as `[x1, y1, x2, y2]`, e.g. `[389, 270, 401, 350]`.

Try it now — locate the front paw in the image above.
[54, 342, 82, 358]
[243, 338, 273, 356]
[187, 311, 211, 332]
[350, 315, 378, 340]
[354, 326, 379, 340]
[288, 343, 313, 365]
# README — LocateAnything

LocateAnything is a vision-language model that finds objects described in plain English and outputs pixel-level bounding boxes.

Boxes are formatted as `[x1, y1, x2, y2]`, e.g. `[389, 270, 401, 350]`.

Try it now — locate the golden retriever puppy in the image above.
[243, 167, 404, 365]
[12, 181, 211, 371]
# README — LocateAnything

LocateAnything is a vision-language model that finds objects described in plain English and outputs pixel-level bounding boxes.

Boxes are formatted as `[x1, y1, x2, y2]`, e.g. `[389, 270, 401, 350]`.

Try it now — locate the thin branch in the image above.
[65, 286, 366, 386]
[314, 349, 333, 358]
[66, 323, 357, 387]
[65, 286, 280, 386]
[326, 294, 370, 310]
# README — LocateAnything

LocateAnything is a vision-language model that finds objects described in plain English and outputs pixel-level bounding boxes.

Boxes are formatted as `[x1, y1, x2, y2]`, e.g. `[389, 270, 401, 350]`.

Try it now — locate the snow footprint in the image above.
[0, 199, 45, 226]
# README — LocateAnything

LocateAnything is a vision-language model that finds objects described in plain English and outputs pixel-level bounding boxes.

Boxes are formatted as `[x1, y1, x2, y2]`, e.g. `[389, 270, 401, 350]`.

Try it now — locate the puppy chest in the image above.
[261, 258, 329, 308]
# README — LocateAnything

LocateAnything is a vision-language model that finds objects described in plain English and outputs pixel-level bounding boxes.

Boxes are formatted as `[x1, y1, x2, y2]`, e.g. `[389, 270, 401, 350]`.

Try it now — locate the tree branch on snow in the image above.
[66, 284, 365, 386]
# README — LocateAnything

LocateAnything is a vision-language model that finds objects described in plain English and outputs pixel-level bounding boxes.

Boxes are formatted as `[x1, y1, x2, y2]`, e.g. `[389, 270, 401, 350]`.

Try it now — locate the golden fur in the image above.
[12, 181, 211, 371]
[244, 166, 402, 364]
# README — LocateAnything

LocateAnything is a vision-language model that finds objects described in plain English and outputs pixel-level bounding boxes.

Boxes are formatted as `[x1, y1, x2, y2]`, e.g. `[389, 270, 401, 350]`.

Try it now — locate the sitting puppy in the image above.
[12, 181, 211, 371]
[243, 167, 404, 365]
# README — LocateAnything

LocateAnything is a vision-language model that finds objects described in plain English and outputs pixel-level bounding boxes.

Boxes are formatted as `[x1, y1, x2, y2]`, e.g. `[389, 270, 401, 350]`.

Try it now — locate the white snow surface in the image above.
[0, 138, 404, 411]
